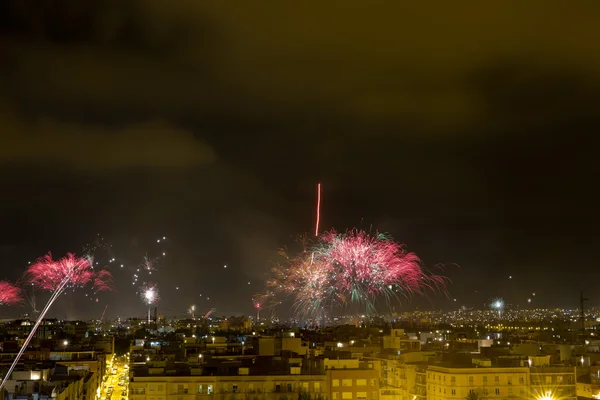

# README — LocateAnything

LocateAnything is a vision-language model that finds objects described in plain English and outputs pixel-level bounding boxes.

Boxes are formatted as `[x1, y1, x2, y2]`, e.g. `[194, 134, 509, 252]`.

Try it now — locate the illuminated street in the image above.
[100, 354, 129, 400]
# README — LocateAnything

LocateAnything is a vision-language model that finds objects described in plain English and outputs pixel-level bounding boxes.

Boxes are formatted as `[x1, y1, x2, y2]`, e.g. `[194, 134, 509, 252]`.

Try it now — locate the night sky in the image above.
[1, 1, 599, 319]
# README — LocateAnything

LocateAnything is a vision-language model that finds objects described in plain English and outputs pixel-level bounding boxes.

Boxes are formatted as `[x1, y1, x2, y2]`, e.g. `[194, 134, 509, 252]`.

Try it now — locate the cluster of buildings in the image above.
[0, 319, 114, 400]
[125, 319, 600, 400]
[2, 313, 600, 400]
[393, 309, 600, 330]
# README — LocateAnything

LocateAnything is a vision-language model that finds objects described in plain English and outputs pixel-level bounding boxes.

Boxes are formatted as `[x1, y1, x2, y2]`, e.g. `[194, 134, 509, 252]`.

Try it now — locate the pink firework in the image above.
[94, 270, 114, 293]
[318, 229, 446, 298]
[0, 281, 22, 305]
[267, 247, 342, 317]
[252, 291, 280, 320]
[252, 299, 261, 310]
[252, 291, 279, 310]
[26, 252, 112, 292]
[141, 255, 157, 273]
[268, 229, 447, 317]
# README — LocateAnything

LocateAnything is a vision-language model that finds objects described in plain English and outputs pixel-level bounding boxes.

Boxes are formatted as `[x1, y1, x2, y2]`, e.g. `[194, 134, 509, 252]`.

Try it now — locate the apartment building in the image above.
[410, 365, 427, 400]
[130, 373, 328, 400]
[427, 366, 529, 400]
[424, 365, 577, 400]
[329, 368, 379, 400]
[3, 365, 98, 400]
[529, 367, 576, 400]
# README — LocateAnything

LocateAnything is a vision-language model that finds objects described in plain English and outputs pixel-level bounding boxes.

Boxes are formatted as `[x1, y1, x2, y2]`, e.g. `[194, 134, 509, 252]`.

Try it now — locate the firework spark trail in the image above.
[252, 291, 280, 320]
[310, 183, 322, 266]
[268, 229, 448, 318]
[267, 246, 341, 319]
[252, 298, 261, 320]
[140, 283, 159, 322]
[0, 253, 112, 391]
[0, 281, 22, 305]
[20, 282, 40, 316]
[315, 183, 321, 237]
[204, 308, 216, 318]
[83, 235, 168, 290]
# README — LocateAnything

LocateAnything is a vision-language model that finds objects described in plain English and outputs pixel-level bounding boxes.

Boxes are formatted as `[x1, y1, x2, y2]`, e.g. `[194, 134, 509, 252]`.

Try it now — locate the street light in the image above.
[539, 391, 554, 400]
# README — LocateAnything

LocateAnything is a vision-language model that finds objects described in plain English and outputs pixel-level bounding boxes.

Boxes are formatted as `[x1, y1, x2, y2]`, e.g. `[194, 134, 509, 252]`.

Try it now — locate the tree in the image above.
[465, 390, 486, 400]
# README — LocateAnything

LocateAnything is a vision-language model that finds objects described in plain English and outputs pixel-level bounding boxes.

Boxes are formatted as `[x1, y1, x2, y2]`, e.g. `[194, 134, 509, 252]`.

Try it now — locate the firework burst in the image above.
[140, 283, 160, 306]
[267, 229, 447, 318]
[251, 291, 280, 320]
[140, 254, 158, 274]
[140, 283, 159, 323]
[488, 297, 505, 316]
[0, 281, 22, 306]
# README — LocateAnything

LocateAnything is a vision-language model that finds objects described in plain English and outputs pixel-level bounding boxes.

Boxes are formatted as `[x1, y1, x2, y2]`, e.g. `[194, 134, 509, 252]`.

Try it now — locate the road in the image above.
[100, 354, 129, 400]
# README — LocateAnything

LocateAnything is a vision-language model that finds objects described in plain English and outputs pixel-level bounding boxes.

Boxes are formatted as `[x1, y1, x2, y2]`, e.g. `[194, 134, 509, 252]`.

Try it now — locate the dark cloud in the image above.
[1, 1, 600, 317]
[0, 98, 216, 169]
[3, 1, 600, 130]
[0, 117, 215, 171]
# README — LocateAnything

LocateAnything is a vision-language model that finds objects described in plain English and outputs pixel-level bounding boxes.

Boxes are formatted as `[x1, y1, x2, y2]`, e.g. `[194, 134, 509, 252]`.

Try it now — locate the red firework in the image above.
[0, 281, 22, 305]
[268, 229, 447, 316]
[319, 229, 446, 297]
[94, 270, 114, 293]
[26, 252, 113, 292]
[252, 291, 279, 310]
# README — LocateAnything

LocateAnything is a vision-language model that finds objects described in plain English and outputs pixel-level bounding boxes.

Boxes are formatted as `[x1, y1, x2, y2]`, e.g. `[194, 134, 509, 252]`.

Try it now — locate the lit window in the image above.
[333, 380, 340, 387]
[342, 392, 353, 399]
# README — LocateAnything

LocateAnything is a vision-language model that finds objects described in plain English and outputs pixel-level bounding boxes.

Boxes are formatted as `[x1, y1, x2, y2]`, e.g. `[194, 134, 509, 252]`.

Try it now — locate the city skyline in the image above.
[1, 1, 600, 318]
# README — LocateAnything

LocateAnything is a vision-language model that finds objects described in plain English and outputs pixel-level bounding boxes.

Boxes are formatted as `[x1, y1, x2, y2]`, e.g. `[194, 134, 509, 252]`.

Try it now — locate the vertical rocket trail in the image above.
[315, 183, 321, 237]
[311, 183, 321, 265]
